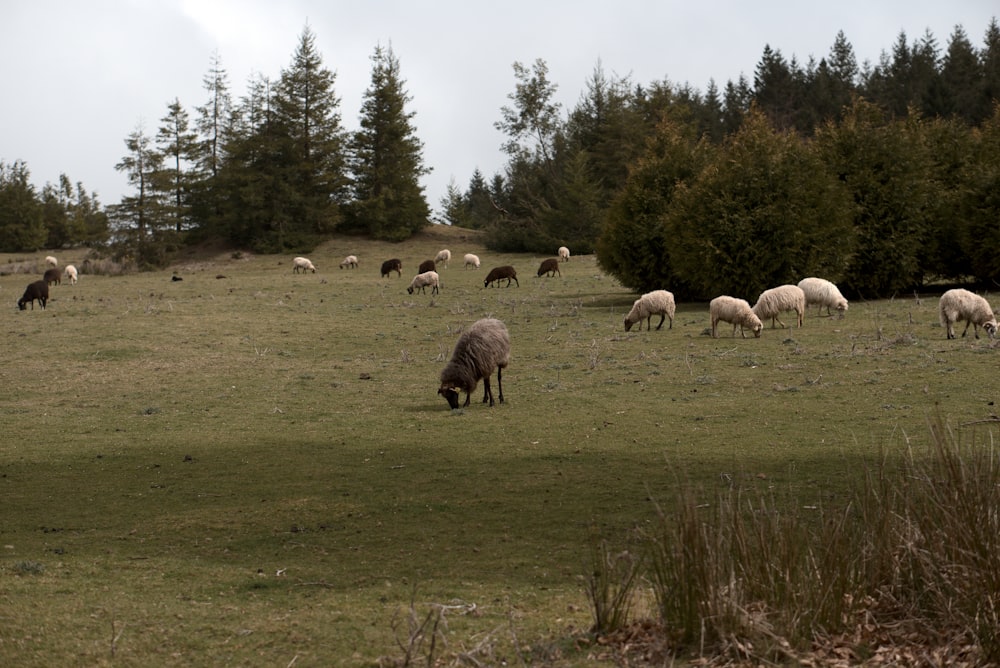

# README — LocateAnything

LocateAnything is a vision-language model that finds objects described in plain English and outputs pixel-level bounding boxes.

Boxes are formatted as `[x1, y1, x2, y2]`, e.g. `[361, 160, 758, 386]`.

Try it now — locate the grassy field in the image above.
[2, 225, 999, 666]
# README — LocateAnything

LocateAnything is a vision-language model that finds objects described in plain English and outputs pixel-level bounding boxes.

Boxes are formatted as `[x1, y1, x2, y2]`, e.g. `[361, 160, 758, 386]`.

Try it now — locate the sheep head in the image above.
[438, 386, 462, 410]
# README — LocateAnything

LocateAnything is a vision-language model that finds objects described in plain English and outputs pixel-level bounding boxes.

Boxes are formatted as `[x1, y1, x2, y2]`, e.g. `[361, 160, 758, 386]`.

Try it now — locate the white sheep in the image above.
[438, 318, 510, 408]
[407, 270, 440, 295]
[63, 264, 78, 285]
[797, 277, 848, 316]
[710, 296, 763, 338]
[292, 256, 317, 273]
[339, 255, 358, 269]
[463, 253, 480, 269]
[45, 255, 58, 267]
[558, 246, 570, 262]
[434, 249, 451, 268]
[624, 290, 676, 331]
[752, 285, 805, 328]
[939, 288, 998, 339]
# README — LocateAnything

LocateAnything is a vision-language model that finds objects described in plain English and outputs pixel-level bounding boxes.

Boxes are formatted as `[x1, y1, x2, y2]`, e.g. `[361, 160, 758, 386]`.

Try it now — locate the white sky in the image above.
[1, 1, 997, 219]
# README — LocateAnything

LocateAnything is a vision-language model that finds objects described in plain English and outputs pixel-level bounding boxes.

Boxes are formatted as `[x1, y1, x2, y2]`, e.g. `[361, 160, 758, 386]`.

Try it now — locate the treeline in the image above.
[444, 21, 1000, 298]
[0, 161, 109, 253]
[108, 29, 429, 265]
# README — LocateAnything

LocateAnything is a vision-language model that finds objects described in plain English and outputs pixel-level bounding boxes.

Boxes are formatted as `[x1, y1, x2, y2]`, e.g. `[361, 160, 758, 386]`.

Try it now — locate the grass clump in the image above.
[587, 416, 1000, 664]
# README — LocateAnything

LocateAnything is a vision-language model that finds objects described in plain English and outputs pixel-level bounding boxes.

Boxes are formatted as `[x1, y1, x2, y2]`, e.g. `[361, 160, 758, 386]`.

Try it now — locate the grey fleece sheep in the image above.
[407, 270, 440, 295]
[939, 289, 998, 339]
[752, 285, 805, 328]
[624, 290, 676, 331]
[438, 318, 511, 409]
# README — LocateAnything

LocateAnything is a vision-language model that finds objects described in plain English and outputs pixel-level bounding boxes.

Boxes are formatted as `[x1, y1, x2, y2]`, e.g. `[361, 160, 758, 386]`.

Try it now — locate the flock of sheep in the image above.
[16, 255, 77, 310]
[288, 246, 569, 411]
[16, 245, 997, 411]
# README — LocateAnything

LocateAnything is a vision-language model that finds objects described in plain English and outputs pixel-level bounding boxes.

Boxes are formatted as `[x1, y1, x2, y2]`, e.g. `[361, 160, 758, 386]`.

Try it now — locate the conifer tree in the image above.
[271, 25, 348, 248]
[156, 98, 199, 232]
[347, 43, 430, 241]
[112, 124, 170, 265]
[0, 160, 45, 251]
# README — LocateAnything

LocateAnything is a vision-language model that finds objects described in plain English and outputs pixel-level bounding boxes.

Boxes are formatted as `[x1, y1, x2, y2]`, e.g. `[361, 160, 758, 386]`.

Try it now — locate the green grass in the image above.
[2, 227, 999, 665]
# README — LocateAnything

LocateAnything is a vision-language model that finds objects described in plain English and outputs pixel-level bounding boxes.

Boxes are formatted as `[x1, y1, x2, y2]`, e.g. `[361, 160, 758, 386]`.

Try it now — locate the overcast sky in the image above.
[2, 1, 997, 219]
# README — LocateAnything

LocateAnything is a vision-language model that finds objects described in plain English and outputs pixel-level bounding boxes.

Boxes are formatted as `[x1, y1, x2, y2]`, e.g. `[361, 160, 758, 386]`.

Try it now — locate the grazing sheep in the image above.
[710, 296, 763, 338]
[438, 318, 510, 409]
[43, 267, 61, 286]
[558, 246, 570, 262]
[380, 258, 402, 278]
[537, 258, 561, 277]
[752, 285, 805, 328]
[624, 290, 676, 331]
[45, 255, 58, 267]
[339, 255, 358, 269]
[63, 265, 78, 285]
[939, 288, 998, 339]
[435, 249, 451, 268]
[407, 270, 440, 295]
[18, 280, 49, 310]
[797, 277, 848, 316]
[463, 253, 480, 269]
[483, 265, 518, 288]
[418, 259, 436, 274]
[292, 256, 317, 273]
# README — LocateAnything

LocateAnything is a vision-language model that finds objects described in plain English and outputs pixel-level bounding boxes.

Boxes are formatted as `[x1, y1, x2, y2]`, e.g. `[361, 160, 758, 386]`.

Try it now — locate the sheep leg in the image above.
[496, 367, 504, 404]
[772, 316, 787, 328]
[961, 320, 972, 338]
[655, 314, 667, 330]
[482, 377, 494, 406]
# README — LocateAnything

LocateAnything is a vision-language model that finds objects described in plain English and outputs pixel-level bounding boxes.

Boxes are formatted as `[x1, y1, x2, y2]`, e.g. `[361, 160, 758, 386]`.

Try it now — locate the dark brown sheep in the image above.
[43, 267, 61, 286]
[380, 258, 402, 278]
[418, 259, 436, 274]
[18, 280, 49, 310]
[483, 265, 518, 288]
[537, 258, 561, 277]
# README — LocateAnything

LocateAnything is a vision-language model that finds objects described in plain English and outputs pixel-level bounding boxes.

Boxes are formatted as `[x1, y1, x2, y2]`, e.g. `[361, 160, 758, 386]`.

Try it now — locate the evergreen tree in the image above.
[156, 98, 199, 232]
[962, 103, 1000, 282]
[465, 169, 497, 229]
[666, 108, 854, 299]
[722, 75, 753, 134]
[270, 24, 348, 248]
[979, 19, 1000, 122]
[815, 100, 932, 296]
[347, 43, 430, 241]
[190, 50, 232, 237]
[439, 179, 467, 227]
[40, 175, 72, 249]
[595, 118, 708, 295]
[112, 123, 171, 266]
[0, 160, 46, 251]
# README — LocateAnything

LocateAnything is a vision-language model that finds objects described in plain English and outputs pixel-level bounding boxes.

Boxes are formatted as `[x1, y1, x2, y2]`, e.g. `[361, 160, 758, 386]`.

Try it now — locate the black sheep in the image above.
[18, 280, 49, 310]
[483, 265, 518, 288]
[380, 258, 402, 278]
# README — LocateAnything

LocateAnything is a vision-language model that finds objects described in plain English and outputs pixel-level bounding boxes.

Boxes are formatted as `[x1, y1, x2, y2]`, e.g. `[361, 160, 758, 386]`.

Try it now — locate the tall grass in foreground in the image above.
[589, 416, 1000, 663]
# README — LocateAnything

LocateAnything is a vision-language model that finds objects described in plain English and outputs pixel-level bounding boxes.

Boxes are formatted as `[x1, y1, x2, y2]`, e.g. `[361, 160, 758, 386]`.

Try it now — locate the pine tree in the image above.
[271, 25, 348, 248]
[347, 43, 430, 241]
[190, 50, 232, 237]
[940, 26, 982, 123]
[112, 123, 170, 265]
[0, 160, 46, 251]
[156, 98, 199, 232]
